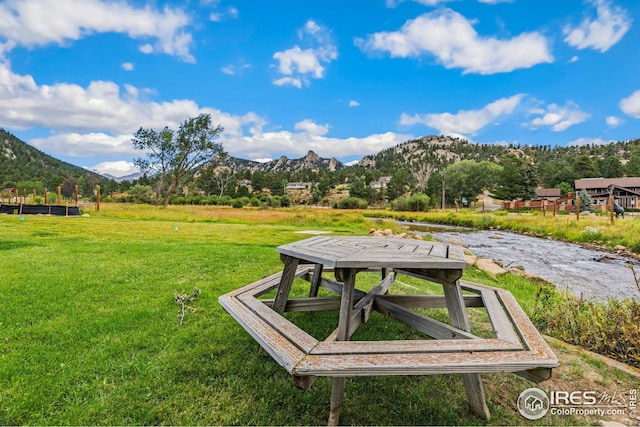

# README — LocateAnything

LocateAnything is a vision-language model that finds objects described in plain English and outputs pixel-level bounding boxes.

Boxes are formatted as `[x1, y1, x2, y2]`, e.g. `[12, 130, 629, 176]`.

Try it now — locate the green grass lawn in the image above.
[0, 206, 637, 425]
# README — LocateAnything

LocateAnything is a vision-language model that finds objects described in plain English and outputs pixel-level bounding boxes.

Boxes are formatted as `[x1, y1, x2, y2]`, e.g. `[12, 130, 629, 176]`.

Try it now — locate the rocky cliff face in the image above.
[224, 150, 342, 173]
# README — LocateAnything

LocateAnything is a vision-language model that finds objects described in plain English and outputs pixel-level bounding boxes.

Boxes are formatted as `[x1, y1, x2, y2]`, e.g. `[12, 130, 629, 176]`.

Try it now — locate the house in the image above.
[285, 182, 311, 190]
[535, 188, 561, 201]
[574, 177, 640, 209]
[237, 179, 252, 187]
[1, 187, 17, 202]
[370, 176, 392, 189]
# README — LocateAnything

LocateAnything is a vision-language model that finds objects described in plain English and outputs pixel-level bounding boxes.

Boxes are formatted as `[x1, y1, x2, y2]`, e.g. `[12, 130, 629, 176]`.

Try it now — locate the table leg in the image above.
[309, 264, 323, 298]
[443, 280, 490, 420]
[328, 377, 346, 426]
[327, 268, 356, 425]
[271, 255, 300, 314]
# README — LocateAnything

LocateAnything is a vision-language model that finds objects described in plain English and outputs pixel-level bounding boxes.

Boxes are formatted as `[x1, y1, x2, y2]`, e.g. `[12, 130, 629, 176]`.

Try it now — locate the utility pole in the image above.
[441, 173, 446, 210]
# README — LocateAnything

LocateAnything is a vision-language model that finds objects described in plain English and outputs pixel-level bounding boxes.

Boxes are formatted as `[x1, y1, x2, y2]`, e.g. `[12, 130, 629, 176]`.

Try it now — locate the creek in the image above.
[397, 221, 640, 301]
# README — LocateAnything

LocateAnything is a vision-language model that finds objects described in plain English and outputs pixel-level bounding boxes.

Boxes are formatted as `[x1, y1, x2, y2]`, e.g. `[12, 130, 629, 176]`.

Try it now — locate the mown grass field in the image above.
[1, 204, 638, 426]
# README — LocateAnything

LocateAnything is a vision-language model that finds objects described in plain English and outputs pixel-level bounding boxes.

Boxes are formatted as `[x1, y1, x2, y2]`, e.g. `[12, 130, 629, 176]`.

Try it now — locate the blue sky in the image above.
[1, 0, 639, 177]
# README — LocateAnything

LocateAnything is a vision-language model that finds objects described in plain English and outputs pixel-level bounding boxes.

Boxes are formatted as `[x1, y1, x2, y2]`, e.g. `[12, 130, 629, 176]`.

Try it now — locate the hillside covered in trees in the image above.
[3, 128, 640, 208]
[0, 129, 116, 198]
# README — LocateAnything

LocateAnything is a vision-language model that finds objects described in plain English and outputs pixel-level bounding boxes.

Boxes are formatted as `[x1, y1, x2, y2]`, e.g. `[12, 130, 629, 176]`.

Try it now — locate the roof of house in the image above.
[536, 188, 561, 197]
[575, 177, 640, 189]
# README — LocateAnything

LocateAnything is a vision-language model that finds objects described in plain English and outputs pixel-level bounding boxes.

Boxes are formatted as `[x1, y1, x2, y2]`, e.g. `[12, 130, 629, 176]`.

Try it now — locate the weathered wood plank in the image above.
[336, 268, 357, 341]
[461, 373, 490, 420]
[218, 295, 306, 373]
[497, 289, 558, 367]
[395, 268, 463, 286]
[238, 294, 318, 353]
[480, 289, 521, 345]
[328, 377, 346, 426]
[271, 255, 300, 313]
[309, 264, 324, 297]
[428, 242, 448, 258]
[442, 279, 489, 420]
[311, 338, 521, 355]
[276, 236, 465, 270]
[318, 277, 367, 298]
[336, 253, 465, 270]
[374, 297, 477, 340]
[293, 349, 558, 377]
[442, 280, 471, 332]
[447, 244, 466, 262]
[356, 271, 396, 324]
[515, 367, 553, 383]
[292, 374, 317, 391]
[262, 296, 345, 312]
[225, 271, 284, 298]
[377, 294, 484, 309]
[230, 265, 314, 299]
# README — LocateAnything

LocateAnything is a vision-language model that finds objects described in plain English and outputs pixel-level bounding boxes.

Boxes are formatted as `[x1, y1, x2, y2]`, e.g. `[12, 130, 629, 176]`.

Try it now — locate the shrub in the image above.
[390, 196, 409, 211]
[335, 197, 368, 209]
[407, 193, 430, 211]
[128, 184, 155, 204]
[532, 286, 640, 368]
[231, 199, 243, 208]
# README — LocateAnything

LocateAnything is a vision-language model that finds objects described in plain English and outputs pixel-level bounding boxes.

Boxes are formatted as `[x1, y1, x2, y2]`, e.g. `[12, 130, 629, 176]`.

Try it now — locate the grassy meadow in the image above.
[1, 204, 638, 426]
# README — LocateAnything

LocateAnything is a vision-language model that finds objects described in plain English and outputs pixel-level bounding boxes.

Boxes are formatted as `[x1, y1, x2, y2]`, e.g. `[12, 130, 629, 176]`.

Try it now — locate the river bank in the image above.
[372, 209, 640, 256]
[368, 214, 640, 300]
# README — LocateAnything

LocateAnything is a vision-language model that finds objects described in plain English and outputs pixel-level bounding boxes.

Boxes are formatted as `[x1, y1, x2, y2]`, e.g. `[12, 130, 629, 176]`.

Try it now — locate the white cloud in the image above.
[273, 76, 302, 88]
[606, 116, 622, 126]
[209, 6, 238, 22]
[274, 46, 325, 78]
[272, 20, 337, 88]
[620, 90, 640, 118]
[400, 94, 525, 136]
[294, 119, 329, 136]
[86, 160, 138, 177]
[349, 100, 360, 107]
[0, 0, 195, 62]
[121, 62, 134, 71]
[568, 137, 613, 147]
[563, 0, 631, 52]
[356, 9, 552, 74]
[0, 63, 260, 136]
[30, 133, 136, 157]
[528, 101, 590, 131]
[221, 66, 235, 75]
[570, 55, 579, 63]
[139, 44, 154, 54]
[222, 131, 413, 161]
[221, 63, 250, 76]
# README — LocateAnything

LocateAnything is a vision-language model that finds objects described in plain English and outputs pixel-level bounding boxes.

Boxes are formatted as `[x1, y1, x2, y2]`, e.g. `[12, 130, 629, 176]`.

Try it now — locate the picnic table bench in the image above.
[219, 235, 557, 425]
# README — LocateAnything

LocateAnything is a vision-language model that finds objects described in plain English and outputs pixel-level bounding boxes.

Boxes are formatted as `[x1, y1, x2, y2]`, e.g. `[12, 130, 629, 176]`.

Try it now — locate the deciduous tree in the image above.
[132, 114, 224, 208]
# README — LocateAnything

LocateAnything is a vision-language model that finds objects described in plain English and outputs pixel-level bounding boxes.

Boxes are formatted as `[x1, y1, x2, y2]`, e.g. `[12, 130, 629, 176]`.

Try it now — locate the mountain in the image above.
[222, 150, 342, 174]
[101, 172, 144, 182]
[0, 129, 106, 188]
[359, 135, 509, 173]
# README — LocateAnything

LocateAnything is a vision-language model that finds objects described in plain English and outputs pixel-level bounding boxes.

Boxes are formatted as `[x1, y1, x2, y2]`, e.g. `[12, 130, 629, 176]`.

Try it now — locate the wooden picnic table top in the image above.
[276, 235, 466, 270]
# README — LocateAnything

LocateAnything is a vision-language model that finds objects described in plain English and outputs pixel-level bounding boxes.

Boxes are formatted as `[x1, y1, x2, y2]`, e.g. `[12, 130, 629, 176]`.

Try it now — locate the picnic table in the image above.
[219, 235, 557, 425]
